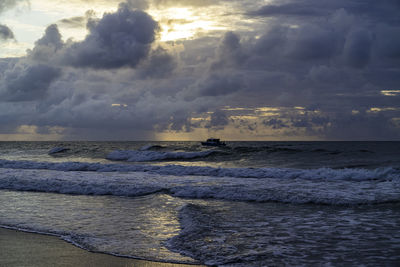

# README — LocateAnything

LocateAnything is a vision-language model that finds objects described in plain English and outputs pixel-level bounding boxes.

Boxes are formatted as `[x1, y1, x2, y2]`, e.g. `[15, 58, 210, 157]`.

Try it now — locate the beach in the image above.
[0, 228, 201, 267]
[1, 0, 399, 264]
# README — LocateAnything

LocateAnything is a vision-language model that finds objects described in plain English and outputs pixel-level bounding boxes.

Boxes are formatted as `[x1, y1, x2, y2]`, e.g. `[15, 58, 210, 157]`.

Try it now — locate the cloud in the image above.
[58, 10, 96, 28]
[135, 46, 176, 78]
[0, 24, 62, 102]
[207, 109, 229, 129]
[0, 62, 61, 102]
[58, 16, 86, 28]
[61, 4, 159, 69]
[151, 0, 219, 7]
[263, 118, 288, 129]
[0, 0, 399, 140]
[286, 25, 340, 60]
[0, 0, 27, 13]
[343, 28, 372, 68]
[35, 24, 63, 48]
[0, 3, 184, 139]
[238, 3, 400, 100]
[0, 0, 25, 42]
[123, 0, 149, 10]
[211, 31, 247, 70]
[28, 24, 64, 62]
[324, 112, 400, 140]
[194, 73, 245, 97]
[249, 3, 325, 17]
[0, 24, 14, 41]
[249, 0, 400, 24]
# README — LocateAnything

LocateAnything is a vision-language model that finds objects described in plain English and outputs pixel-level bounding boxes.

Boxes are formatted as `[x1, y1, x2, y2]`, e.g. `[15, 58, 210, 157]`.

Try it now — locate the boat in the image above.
[201, 138, 226, 146]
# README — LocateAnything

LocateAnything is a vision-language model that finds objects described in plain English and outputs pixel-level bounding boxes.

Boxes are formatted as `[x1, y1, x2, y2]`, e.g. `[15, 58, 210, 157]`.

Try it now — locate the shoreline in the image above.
[0, 227, 203, 267]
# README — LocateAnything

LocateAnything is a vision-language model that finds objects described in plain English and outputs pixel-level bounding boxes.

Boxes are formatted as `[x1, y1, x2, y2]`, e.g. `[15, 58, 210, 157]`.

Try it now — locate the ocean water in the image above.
[0, 141, 399, 265]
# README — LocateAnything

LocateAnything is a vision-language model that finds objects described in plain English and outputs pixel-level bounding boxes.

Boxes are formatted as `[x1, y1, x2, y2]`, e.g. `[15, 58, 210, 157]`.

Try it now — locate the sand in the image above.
[0, 228, 202, 267]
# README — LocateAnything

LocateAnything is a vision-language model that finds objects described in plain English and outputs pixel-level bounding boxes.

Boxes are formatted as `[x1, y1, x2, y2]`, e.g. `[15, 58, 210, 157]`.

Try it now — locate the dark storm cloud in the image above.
[246, 21, 343, 69]
[237, 1, 400, 97]
[0, 62, 61, 101]
[204, 0, 400, 139]
[184, 32, 247, 99]
[0, 2, 184, 139]
[1, 24, 61, 101]
[249, 3, 325, 17]
[61, 4, 158, 69]
[1, 0, 399, 140]
[136, 46, 176, 78]
[286, 25, 339, 61]
[249, 0, 400, 24]
[375, 26, 400, 60]
[343, 29, 373, 68]
[324, 112, 400, 140]
[35, 24, 63, 48]
[0, 24, 14, 40]
[28, 24, 64, 62]
[207, 109, 229, 129]
[211, 31, 247, 70]
[195, 73, 245, 97]
[0, 24, 62, 102]
[263, 119, 288, 129]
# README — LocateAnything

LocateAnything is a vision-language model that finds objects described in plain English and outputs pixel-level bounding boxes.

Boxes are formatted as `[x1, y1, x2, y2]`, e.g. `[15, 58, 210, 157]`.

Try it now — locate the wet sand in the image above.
[0, 228, 202, 267]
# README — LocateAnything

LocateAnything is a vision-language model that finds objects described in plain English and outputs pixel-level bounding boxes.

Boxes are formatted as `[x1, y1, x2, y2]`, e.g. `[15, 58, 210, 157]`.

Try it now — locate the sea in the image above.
[0, 141, 399, 266]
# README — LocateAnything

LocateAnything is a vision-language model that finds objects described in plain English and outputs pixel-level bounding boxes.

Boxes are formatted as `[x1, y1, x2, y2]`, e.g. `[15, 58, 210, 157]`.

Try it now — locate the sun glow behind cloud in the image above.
[0, 1, 232, 57]
[149, 7, 226, 41]
[1, 0, 400, 141]
[0, 41, 30, 57]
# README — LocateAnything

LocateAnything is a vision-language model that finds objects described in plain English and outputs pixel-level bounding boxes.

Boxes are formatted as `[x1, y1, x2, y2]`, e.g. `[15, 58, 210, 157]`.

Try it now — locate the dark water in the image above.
[1, 141, 399, 169]
[0, 141, 399, 265]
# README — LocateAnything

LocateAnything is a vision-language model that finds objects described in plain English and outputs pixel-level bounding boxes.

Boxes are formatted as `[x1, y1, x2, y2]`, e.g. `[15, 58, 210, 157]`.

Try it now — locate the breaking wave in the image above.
[106, 149, 219, 162]
[0, 159, 399, 181]
[0, 165, 400, 205]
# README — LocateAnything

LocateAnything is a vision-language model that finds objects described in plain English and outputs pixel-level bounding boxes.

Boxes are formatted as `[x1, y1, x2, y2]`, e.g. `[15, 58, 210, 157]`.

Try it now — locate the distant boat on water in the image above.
[201, 138, 226, 147]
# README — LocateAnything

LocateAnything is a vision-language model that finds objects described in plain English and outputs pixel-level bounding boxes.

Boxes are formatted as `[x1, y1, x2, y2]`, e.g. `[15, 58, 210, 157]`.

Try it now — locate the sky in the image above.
[0, 0, 399, 141]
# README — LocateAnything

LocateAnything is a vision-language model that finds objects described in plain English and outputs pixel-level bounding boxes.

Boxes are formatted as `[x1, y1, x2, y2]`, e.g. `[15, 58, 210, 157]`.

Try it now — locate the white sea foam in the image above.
[167, 201, 400, 265]
[0, 192, 197, 264]
[106, 149, 217, 162]
[0, 167, 399, 205]
[0, 159, 399, 181]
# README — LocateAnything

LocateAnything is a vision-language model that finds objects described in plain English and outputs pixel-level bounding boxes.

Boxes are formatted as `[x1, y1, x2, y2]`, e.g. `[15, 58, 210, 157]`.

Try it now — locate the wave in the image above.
[0, 159, 399, 181]
[106, 149, 219, 162]
[167, 201, 400, 266]
[232, 145, 302, 154]
[231, 146, 376, 155]
[139, 144, 166, 151]
[48, 147, 70, 155]
[0, 166, 400, 205]
[166, 203, 252, 266]
[166, 204, 216, 265]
